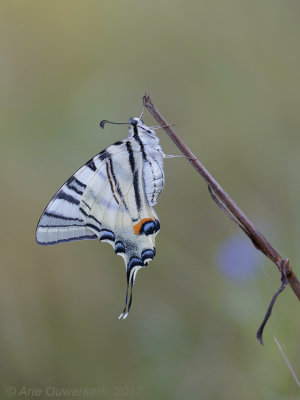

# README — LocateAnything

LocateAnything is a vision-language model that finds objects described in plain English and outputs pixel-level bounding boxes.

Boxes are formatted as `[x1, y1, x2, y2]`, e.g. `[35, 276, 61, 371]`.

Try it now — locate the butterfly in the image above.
[36, 117, 165, 318]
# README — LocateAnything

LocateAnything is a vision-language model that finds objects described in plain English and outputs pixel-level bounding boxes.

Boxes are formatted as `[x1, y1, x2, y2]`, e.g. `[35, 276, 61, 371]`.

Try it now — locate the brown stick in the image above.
[143, 94, 300, 344]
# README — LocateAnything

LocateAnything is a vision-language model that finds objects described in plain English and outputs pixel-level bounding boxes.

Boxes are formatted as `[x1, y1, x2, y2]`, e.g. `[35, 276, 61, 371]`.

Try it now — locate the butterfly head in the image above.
[128, 117, 157, 140]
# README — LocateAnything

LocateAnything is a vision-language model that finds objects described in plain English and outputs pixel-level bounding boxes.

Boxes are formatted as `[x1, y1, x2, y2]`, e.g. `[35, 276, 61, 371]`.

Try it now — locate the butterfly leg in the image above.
[164, 154, 196, 160]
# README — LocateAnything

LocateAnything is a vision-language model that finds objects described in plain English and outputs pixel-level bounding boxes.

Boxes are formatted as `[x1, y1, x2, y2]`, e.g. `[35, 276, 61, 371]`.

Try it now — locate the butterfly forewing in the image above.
[36, 157, 103, 245]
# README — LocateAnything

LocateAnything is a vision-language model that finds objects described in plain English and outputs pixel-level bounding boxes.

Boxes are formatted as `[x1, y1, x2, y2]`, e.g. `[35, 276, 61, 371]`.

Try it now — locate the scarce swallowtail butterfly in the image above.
[36, 117, 165, 319]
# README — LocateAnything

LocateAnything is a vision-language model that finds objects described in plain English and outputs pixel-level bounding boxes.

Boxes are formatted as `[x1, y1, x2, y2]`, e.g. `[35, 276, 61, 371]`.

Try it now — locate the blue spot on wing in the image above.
[115, 241, 125, 254]
[127, 257, 143, 271]
[143, 221, 156, 235]
[100, 229, 115, 242]
[141, 249, 155, 262]
[139, 220, 160, 236]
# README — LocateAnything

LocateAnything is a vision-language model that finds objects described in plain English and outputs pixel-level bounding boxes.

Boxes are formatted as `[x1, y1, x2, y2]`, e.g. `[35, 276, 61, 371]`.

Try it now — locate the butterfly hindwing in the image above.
[80, 139, 159, 269]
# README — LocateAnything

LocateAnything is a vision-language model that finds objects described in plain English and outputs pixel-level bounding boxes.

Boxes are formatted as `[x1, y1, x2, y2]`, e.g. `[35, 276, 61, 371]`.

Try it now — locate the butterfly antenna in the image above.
[100, 120, 128, 129]
[139, 106, 144, 122]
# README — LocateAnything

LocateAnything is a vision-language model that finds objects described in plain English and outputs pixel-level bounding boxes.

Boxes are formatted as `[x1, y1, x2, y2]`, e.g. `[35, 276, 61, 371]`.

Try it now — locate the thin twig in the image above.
[143, 94, 300, 344]
[256, 273, 287, 344]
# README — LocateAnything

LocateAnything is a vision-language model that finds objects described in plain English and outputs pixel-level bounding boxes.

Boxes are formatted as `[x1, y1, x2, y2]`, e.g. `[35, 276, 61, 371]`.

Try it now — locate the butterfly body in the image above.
[36, 117, 165, 317]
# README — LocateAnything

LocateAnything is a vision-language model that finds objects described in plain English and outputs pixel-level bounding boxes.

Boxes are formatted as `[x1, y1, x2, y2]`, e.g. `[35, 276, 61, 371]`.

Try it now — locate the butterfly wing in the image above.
[35, 153, 108, 245]
[36, 139, 161, 317]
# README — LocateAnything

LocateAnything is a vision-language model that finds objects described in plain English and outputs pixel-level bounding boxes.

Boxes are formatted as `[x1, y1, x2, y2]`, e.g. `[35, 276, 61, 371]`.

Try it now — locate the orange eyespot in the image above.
[133, 218, 154, 235]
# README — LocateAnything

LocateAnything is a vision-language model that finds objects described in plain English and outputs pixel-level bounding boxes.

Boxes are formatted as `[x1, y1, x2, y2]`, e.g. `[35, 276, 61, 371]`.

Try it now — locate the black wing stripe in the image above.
[106, 160, 120, 205]
[39, 224, 84, 228]
[133, 130, 147, 161]
[86, 223, 101, 233]
[87, 214, 102, 226]
[55, 191, 80, 205]
[87, 159, 97, 171]
[113, 141, 123, 146]
[44, 212, 82, 222]
[126, 141, 135, 172]
[79, 207, 88, 217]
[99, 150, 110, 162]
[82, 200, 91, 210]
[108, 158, 130, 211]
[37, 234, 97, 246]
[73, 177, 87, 188]
[66, 182, 84, 196]
[65, 177, 87, 195]
[133, 170, 141, 211]
[126, 141, 142, 212]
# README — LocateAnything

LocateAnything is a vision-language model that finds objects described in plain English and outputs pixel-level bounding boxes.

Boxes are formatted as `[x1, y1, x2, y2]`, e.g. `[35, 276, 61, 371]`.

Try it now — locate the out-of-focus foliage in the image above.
[1, 1, 300, 399]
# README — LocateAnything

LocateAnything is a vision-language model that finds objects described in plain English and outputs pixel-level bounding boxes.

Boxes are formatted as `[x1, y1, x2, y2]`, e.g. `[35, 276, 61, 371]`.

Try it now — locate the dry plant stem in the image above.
[143, 94, 300, 344]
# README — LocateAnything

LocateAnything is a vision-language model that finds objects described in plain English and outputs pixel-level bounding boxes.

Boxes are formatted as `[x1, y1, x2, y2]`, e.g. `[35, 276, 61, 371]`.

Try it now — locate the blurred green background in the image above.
[1, 1, 300, 399]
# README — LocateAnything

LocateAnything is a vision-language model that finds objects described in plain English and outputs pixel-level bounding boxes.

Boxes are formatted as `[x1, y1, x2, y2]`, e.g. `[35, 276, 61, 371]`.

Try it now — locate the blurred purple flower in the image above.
[215, 235, 261, 283]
